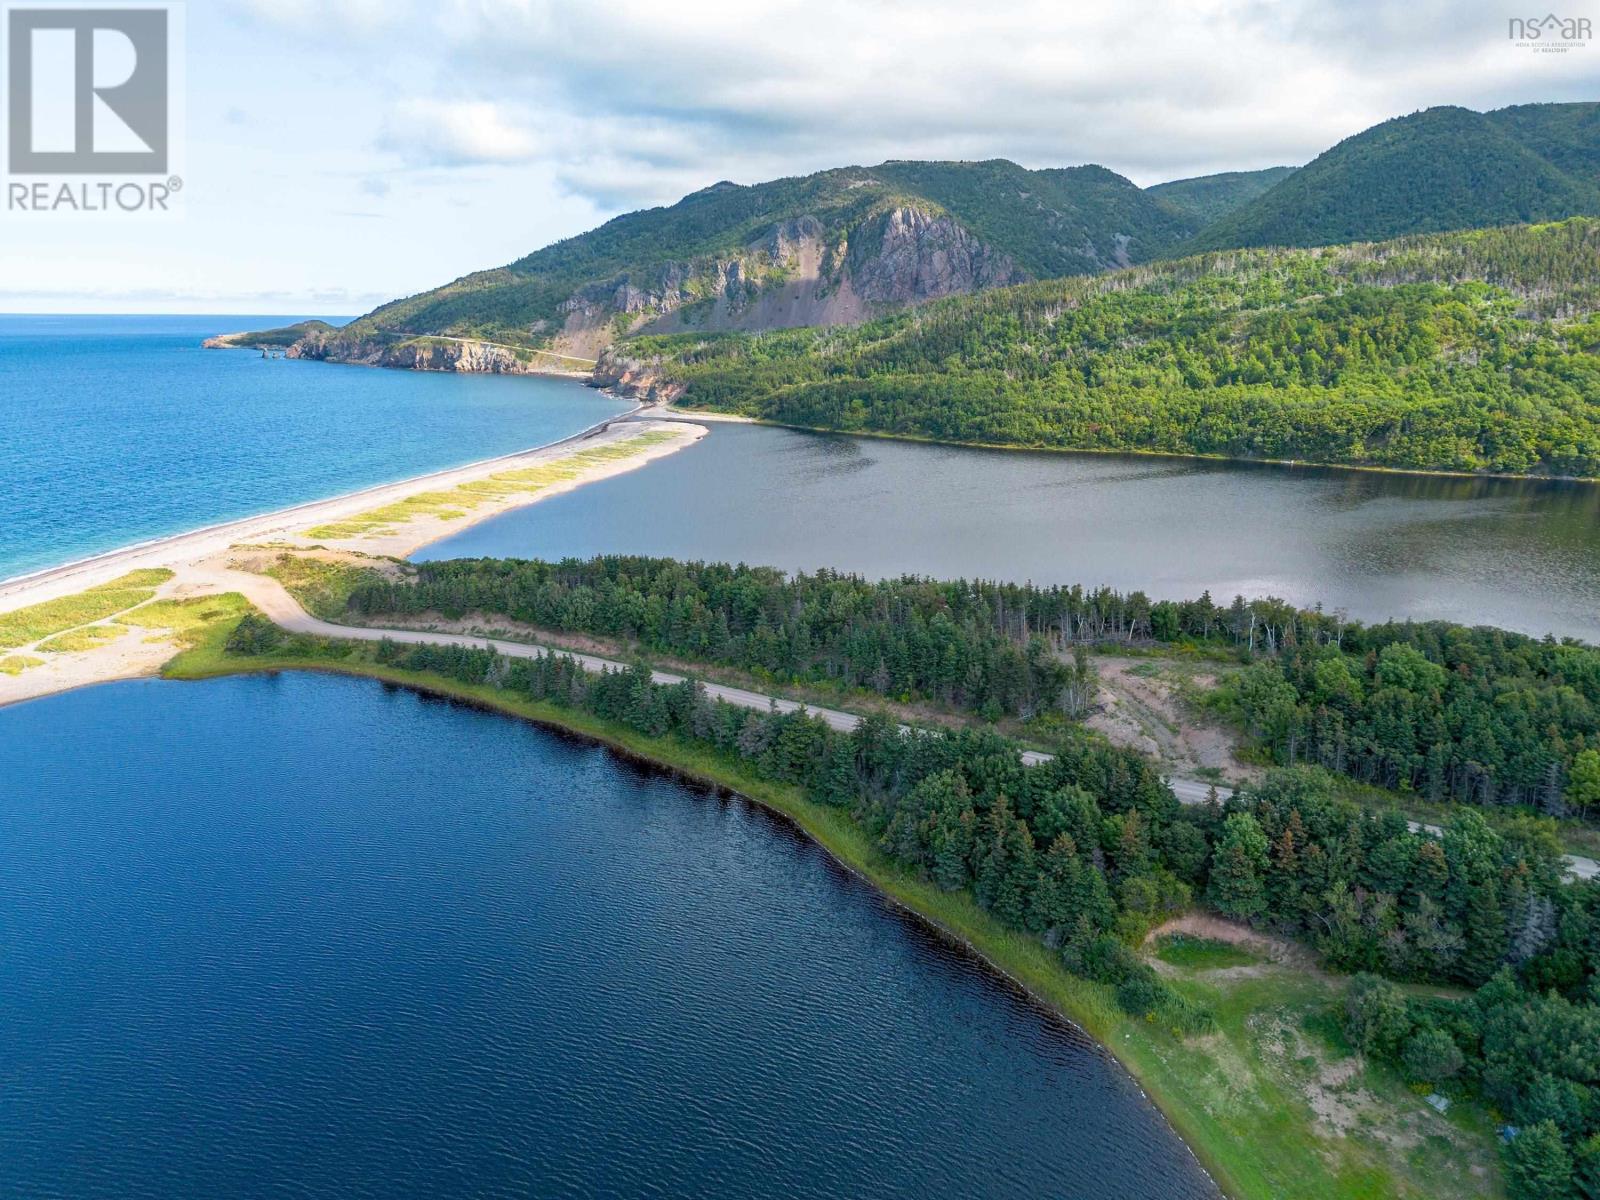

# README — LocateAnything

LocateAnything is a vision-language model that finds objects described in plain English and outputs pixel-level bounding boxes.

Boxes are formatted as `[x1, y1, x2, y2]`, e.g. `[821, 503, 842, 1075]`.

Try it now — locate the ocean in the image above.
[0, 315, 628, 581]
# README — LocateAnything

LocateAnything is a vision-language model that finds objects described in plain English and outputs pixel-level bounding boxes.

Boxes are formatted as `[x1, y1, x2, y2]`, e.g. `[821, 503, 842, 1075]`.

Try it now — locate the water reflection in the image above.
[421, 423, 1600, 640]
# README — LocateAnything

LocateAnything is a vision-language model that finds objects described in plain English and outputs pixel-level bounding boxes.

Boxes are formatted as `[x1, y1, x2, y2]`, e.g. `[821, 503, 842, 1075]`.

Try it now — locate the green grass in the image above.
[264, 555, 386, 620]
[161, 615, 1503, 1200]
[121, 594, 251, 638]
[105, 569, 177, 589]
[34, 624, 127, 653]
[0, 569, 174, 649]
[0, 654, 44, 675]
[1155, 934, 1261, 971]
[304, 432, 677, 539]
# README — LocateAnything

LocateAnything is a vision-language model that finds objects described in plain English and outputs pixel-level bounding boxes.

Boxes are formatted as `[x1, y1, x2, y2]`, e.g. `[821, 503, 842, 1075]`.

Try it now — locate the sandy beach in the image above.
[0, 417, 705, 706]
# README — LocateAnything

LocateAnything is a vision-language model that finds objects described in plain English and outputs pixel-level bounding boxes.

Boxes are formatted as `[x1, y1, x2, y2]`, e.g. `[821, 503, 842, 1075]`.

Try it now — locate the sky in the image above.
[0, 0, 1594, 314]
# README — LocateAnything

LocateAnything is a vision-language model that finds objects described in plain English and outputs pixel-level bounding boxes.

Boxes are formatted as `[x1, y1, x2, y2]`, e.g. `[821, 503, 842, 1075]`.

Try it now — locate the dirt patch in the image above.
[1085, 655, 1261, 786]
[228, 547, 405, 580]
[1148, 913, 1319, 972]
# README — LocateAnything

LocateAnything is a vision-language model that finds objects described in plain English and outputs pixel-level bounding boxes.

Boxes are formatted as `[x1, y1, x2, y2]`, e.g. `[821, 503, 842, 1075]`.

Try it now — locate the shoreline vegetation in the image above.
[628, 220, 1600, 482]
[0, 421, 705, 708]
[14, 533, 1600, 1195]
[162, 615, 1516, 1200]
[658, 405, 1600, 486]
[167, 636, 1251, 1197]
[194, 545, 1600, 1197]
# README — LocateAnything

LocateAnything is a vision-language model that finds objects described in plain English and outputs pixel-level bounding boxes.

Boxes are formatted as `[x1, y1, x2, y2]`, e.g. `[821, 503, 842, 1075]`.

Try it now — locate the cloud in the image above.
[376, 99, 543, 166]
[241, 0, 1600, 202]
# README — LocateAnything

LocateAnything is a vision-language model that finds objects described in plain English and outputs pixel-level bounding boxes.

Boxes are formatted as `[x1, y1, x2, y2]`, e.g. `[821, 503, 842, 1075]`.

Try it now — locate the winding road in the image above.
[215, 565, 1597, 882]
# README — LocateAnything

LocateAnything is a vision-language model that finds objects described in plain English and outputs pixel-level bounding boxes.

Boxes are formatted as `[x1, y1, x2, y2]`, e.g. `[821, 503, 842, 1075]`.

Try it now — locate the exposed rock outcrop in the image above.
[589, 347, 685, 404]
[215, 200, 1029, 375]
[637, 204, 1023, 339]
[848, 206, 1023, 302]
[286, 329, 556, 375]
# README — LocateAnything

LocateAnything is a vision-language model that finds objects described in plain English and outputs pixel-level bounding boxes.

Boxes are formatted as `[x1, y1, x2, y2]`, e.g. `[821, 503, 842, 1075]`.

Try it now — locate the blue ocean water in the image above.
[0, 315, 628, 581]
[0, 674, 1219, 1199]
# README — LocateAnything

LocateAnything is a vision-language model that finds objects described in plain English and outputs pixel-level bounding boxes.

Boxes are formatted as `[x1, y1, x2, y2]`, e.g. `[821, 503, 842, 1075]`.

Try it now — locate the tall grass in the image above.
[304, 431, 677, 539]
[0, 569, 174, 649]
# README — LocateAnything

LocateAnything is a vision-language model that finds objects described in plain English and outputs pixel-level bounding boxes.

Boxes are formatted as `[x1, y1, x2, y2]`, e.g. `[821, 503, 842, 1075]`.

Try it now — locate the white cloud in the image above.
[323, 0, 1595, 201]
[377, 99, 543, 166]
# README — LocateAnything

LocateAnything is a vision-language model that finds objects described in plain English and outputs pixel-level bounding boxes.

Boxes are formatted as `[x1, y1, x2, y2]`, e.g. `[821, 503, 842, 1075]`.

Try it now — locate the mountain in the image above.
[1147, 166, 1297, 225]
[222, 101, 1600, 372]
[285, 160, 1199, 369]
[623, 219, 1600, 477]
[1490, 101, 1600, 175]
[1189, 104, 1600, 251]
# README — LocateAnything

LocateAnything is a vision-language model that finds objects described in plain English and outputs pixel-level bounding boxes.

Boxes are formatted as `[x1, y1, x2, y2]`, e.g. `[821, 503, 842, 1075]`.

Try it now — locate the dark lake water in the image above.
[0, 673, 1218, 1200]
[421, 421, 1600, 642]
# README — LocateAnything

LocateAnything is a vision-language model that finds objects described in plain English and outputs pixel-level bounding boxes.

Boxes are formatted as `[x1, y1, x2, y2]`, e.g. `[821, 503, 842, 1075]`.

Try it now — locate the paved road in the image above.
[224, 566, 1596, 883]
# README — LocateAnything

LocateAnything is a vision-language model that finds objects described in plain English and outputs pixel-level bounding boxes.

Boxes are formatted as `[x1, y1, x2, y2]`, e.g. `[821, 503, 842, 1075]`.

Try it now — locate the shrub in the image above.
[1401, 1027, 1464, 1086]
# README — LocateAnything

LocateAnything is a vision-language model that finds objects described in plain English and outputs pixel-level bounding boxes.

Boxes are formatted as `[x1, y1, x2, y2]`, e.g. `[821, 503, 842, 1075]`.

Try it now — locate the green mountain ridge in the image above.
[1147, 166, 1298, 225]
[295, 160, 1199, 368]
[229, 101, 1600, 399]
[628, 218, 1600, 477]
[1190, 104, 1600, 251]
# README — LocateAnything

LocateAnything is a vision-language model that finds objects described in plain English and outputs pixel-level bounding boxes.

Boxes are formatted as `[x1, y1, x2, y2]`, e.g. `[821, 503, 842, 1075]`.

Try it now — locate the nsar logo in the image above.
[1508, 13, 1592, 51]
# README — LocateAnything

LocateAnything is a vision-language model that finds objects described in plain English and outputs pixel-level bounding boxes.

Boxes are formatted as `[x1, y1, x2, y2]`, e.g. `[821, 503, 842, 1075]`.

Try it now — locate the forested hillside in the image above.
[283, 160, 1195, 366]
[1189, 103, 1600, 251]
[1147, 166, 1297, 224]
[221, 102, 1600, 376]
[637, 219, 1600, 476]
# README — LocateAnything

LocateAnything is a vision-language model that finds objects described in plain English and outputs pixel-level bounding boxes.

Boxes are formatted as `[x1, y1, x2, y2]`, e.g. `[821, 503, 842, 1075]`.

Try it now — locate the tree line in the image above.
[225, 614, 1599, 1195]
[345, 556, 1084, 720]
[345, 555, 1600, 816]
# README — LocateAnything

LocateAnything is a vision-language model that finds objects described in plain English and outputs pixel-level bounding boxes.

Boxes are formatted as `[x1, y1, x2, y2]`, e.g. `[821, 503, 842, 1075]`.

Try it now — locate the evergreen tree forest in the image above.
[345, 555, 1600, 815]
[225, 616, 1600, 1196]
[634, 219, 1600, 477]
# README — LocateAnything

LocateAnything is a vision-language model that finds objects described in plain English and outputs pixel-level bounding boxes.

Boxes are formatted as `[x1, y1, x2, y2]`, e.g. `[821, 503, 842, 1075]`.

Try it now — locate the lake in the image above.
[0, 673, 1218, 1199]
[421, 420, 1600, 641]
[0, 316, 628, 581]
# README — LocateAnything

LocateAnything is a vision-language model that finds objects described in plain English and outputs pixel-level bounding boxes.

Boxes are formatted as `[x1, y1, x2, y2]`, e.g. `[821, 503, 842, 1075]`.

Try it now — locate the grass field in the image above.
[34, 624, 127, 654]
[0, 569, 174, 649]
[121, 594, 251, 638]
[161, 616, 1504, 1200]
[1155, 934, 1261, 971]
[264, 554, 385, 619]
[303, 431, 677, 539]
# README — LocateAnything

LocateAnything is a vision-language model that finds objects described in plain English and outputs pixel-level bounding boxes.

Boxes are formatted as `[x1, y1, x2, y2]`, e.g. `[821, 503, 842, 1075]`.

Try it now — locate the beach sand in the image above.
[0, 418, 705, 707]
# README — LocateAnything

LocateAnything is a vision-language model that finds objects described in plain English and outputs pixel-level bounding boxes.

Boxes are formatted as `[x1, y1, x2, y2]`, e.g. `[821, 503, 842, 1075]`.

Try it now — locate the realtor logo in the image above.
[3, 1, 182, 214]
[8, 5, 168, 172]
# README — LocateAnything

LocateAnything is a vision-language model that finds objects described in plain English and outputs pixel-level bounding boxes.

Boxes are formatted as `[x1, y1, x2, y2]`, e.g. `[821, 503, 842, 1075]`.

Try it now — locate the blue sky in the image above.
[1, 0, 1594, 315]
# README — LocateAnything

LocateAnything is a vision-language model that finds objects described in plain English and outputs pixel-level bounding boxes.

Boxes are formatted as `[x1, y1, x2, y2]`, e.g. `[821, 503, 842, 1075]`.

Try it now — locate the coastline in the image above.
[1, 404, 638, 606]
[161, 642, 1236, 1197]
[0, 417, 706, 707]
[663, 405, 1600, 485]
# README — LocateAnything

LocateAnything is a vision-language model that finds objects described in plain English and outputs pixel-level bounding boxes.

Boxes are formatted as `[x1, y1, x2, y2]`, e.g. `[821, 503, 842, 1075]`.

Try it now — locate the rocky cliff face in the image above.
[248, 199, 1027, 374]
[848, 206, 1023, 302]
[286, 330, 558, 375]
[590, 348, 685, 404]
[631, 204, 1022, 342]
